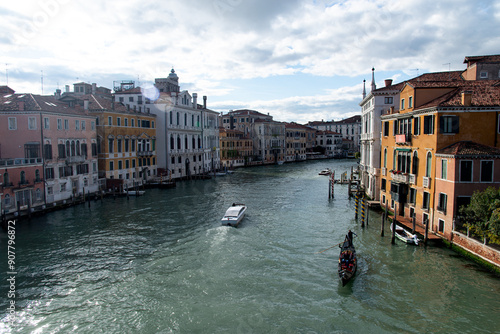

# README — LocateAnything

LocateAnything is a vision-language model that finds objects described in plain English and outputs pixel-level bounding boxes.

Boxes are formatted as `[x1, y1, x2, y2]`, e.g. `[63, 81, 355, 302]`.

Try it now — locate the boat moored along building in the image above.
[379, 55, 500, 240]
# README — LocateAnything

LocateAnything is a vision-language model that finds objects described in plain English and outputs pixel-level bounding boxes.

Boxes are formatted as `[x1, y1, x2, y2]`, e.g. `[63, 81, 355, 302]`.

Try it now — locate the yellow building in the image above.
[380, 70, 500, 239]
[285, 122, 308, 161]
[219, 127, 253, 168]
[85, 95, 157, 190]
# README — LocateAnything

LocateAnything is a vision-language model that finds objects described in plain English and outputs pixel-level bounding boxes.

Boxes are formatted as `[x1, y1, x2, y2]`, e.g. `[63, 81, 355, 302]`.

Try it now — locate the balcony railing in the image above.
[423, 176, 431, 188]
[381, 167, 386, 176]
[66, 155, 86, 164]
[0, 157, 43, 167]
[391, 172, 409, 183]
[137, 150, 154, 157]
[409, 174, 416, 185]
[395, 133, 412, 144]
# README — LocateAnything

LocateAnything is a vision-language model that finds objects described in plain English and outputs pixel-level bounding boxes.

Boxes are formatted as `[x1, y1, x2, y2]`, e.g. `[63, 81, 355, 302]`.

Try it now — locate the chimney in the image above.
[203, 95, 207, 109]
[92, 83, 97, 95]
[389, 106, 394, 114]
[55, 89, 61, 99]
[84, 99, 89, 110]
[18, 101, 25, 111]
[192, 93, 197, 109]
[111, 100, 115, 110]
[462, 91, 472, 106]
[65, 85, 70, 93]
[385, 79, 393, 87]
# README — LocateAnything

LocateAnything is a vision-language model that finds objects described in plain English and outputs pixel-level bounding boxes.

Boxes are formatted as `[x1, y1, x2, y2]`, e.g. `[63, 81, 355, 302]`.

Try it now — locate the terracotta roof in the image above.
[0, 86, 15, 94]
[0, 93, 90, 116]
[464, 54, 500, 65]
[373, 81, 405, 93]
[436, 141, 500, 157]
[284, 122, 309, 129]
[418, 80, 500, 109]
[226, 109, 271, 117]
[336, 115, 361, 124]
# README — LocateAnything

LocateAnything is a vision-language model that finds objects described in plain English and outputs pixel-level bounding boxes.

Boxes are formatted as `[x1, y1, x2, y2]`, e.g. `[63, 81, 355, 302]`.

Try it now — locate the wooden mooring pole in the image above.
[354, 192, 359, 220]
[361, 195, 366, 227]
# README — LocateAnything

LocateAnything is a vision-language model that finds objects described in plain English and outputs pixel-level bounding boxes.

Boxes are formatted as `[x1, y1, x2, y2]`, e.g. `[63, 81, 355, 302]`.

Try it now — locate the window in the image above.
[45, 167, 54, 180]
[129, 96, 134, 102]
[401, 98, 405, 110]
[381, 178, 386, 191]
[108, 116, 112, 126]
[383, 122, 389, 136]
[480, 160, 493, 182]
[108, 139, 114, 153]
[8, 117, 17, 130]
[438, 193, 447, 213]
[44, 143, 52, 160]
[438, 219, 445, 233]
[413, 116, 420, 135]
[480, 71, 488, 79]
[117, 139, 122, 153]
[57, 118, 62, 130]
[408, 96, 413, 108]
[423, 115, 434, 134]
[124, 118, 128, 127]
[383, 148, 387, 168]
[384, 97, 393, 104]
[110, 161, 114, 171]
[423, 192, 430, 209]
[25, 143, 40, 158]
[460, 160, 473, 182]
[91, 121, 95, 130]
[92, 143, 97, 157]
[131, 119, 135, 127]
[426, 152, 432, 178]
[441, 159, 447, 180]
[409, 188, 416, 204]
[44, 117, 50, 129]
[64, 119, 69, 130]
[440, 116, 459, 134]
[117, 118, 121, 126]
[118, 160, 123, 170]
[412, 151, 419, 175]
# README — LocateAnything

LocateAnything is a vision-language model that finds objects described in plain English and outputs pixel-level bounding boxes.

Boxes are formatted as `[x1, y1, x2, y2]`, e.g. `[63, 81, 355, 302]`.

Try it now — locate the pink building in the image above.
[0, 89, 99, 215]
[434, 141, 500, 240]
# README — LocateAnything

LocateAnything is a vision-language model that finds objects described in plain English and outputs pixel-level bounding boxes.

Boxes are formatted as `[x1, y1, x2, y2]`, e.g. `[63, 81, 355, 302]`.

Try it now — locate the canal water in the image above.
[1, 160, 499, 333]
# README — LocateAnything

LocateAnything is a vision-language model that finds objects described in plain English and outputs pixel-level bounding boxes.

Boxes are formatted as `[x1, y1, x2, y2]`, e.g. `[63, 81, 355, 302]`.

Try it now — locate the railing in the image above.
[137, 151, 154, 157]
[382, 167, 386, 176]
[395, 133, 412, 144]
[391, 171, 409, 183]
[0, 157, 43, 167]
[409, 174, 416, 185]
[66, 156, 86, 164]
[423, 176, 431, 188]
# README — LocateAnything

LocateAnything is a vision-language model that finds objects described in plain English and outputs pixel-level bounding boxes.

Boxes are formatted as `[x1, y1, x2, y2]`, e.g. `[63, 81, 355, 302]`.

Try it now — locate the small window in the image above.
[44, 117, 50, 129]
[423, 115, 434, 134]
[413, 116, 420, 135]
[64, 119, 69, 130]
[441, 159, 447, 180]
[383, 122, 389, 136]
[117, 118, 121, 126]
[8, 117, 17, 130]
[57, 118, 62, 130]
[75, 120, 80, 130]
[408, 96, 413, 108]
[409, 188, 417, 204]
[108, 116, 112, 126]
[480, 160, 493, 182]
[423, 192, 430, 209]
[438, 219, 445, 233]
[480, 71, 488, 79]
[28, 117, 36, 130]
[384, 97, 393, 104]
[401, 98, 405, 110]
[438, 193, 447, 213]
[439, 116, 459, 134]
[460, 160, 473, 182]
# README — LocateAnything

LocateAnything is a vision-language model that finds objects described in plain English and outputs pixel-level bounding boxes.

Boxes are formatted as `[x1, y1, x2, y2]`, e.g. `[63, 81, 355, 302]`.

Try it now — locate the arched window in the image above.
[177, 136, 181, 150]
[20, 171, 26, 184]
[426, 152, 432, 177]
[66, 140, 71, 157]
[412, 151, 419, 175]
[71, 140, 76, 157]
[185, 136, 188, 149]
[383, 148, 387, 168]
[170, 136, 174, 150]
[176, 112, 180, 125]
[184, 114, 187, 126]
[4, 194, 10, 206]
[76, 140, 81, 156]
[198, 137, 201, 148]
[35, 169, 40, 181]
[169, 111, 173, 125]
[192, 137, 196, 150]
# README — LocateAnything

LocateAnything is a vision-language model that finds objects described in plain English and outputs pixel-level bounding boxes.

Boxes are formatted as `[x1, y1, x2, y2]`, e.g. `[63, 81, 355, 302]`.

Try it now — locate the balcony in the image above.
[0, 157, 43, 167]
[66, 155, 86, 164]
[395, 133, 411, 145]
[391, 171, 409, 183]
[409, 174, 416, 185]
[423, 176, 431, 188]
[137, 150, 154, 157]
[381, 167, 386, 176]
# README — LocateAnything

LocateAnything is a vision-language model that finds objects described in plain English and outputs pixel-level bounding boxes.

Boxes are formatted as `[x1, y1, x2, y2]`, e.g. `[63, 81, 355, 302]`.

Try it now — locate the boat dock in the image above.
[393, 215, 442, 241]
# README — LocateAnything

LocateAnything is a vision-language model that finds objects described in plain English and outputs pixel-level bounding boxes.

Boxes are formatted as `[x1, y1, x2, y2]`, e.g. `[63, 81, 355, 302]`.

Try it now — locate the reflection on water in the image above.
[1, 160, 499, 333]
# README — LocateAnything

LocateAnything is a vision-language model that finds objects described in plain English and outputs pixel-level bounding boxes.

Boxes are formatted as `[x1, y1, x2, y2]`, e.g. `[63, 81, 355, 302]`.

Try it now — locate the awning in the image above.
[396, 148, 411, 152]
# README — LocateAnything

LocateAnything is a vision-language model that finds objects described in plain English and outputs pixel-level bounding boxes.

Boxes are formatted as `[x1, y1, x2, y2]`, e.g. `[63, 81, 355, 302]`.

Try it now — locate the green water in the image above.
[1, 160, 499, 333]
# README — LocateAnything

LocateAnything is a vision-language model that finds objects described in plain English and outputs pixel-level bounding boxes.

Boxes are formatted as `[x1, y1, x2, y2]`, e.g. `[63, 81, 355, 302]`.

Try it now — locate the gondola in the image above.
[338, 235, 357, 286]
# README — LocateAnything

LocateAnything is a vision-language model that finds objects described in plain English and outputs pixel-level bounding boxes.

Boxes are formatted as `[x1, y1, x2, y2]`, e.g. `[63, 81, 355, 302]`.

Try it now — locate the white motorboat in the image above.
[319, 168, 332, 175]
[391, 224, 419, 245]
[221, 203, 247, 227]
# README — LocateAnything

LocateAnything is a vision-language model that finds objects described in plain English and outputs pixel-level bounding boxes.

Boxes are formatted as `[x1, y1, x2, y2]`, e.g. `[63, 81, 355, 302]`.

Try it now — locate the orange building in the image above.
[219, 127, 253, 168]
[380, 64, 500, 239]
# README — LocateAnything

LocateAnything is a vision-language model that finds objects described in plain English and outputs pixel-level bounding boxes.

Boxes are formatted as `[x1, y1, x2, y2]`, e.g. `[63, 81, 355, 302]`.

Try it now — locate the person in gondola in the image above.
[347, 230, 357, 247]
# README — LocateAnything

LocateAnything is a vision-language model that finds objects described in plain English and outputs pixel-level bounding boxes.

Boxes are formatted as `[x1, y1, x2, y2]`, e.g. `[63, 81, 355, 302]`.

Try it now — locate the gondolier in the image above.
[347, 230, 356, 247]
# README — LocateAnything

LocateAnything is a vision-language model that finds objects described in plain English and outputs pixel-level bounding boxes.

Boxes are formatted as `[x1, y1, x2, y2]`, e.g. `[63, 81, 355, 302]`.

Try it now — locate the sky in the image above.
[1, 0, 499, 123]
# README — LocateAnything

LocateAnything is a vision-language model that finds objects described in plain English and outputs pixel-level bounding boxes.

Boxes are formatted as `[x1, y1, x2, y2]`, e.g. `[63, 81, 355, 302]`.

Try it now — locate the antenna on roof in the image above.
[41, 70, 44, 95]
[5, 63, 8, 85]
[443, 63, 451, 71]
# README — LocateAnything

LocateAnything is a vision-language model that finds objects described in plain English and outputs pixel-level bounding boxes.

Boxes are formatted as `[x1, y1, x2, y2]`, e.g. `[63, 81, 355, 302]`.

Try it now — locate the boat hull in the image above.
[391, 225, 419, 245]
[221, 204, 247, 227]
[338, 239, 357, 286]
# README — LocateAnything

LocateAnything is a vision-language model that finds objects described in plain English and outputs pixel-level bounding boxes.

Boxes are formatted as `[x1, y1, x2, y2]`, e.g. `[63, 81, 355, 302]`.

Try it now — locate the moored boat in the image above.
[391, 224, 419, 245]
[221, 203, 247, 227]
[338, 235, 357, 286]
[127, 190, 145, 196]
